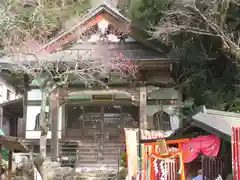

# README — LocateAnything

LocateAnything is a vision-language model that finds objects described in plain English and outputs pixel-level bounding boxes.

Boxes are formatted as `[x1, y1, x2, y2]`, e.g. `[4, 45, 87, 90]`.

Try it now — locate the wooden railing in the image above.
[202, 155, 225, 180]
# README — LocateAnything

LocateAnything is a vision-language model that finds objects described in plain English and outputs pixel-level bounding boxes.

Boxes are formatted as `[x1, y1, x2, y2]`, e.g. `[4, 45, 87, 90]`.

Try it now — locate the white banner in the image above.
[125, 128, 138, 180]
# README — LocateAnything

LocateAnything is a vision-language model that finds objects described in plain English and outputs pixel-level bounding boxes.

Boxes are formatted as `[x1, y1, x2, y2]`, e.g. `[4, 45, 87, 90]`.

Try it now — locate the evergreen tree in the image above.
[130, 0, 240, 113]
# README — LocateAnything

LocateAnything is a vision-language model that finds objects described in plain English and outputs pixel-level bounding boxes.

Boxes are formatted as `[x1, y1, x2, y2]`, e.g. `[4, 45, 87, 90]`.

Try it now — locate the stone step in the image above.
[74, 168, 118, 179]
[78, 141, 123, 145]
[78, 147, 124, 152]
[60, 160, 77, 167]
[61, 142, 79, 145]
[78, 151, 99, 155]
[102, 148, 123, 153]
[77, 151, 121, 156]
[61, 149, 78, 153]
[78, 143, 123, 147]
[78, 146, 123, 152]
[77, 149, 123, 155]
[60, 143, 79, 146]
[78, 159, 118, 164]
[60, 137, 124, 168]
[103, 144, 124, 147]
[76, 166, 119, 173]
[78, 157, 119, 161]
[74, 173, 117, 180]
[78, 149, 122, 156]
[78, 155, 119, 161]
[77, 149, 99, 154]
[76, 166, 119, 172]
[61, 154, 78, 158]
[61, 146, 79, 150]
[78, 148, 123, 153]
[74, 176, 117, 180]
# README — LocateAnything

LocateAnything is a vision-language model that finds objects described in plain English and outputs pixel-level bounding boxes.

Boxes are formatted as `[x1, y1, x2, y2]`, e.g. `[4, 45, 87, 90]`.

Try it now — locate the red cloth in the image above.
[182, 135, 220, 163]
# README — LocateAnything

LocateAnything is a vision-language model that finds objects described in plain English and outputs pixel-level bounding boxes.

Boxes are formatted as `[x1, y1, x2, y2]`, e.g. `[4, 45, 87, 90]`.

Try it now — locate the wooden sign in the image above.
[92, 94, 113, 101]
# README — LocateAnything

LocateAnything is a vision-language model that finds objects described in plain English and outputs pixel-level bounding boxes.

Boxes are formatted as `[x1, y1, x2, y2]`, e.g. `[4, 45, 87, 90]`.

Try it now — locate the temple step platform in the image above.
[59, 138, 124, 170]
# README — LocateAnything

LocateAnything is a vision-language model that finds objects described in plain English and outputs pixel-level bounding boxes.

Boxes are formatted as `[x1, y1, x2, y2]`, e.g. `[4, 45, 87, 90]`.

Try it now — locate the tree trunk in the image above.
[34, 90, 50, 180]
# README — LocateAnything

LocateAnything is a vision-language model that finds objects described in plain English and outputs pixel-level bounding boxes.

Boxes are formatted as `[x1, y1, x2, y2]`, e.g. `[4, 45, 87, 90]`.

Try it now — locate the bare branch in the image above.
[153, 0, 240, 60]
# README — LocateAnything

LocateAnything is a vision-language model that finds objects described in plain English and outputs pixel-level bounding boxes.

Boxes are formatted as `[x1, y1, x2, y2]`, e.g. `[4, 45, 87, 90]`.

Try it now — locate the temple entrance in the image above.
[65, 104, 138, 167]
[65, 104, 138, 141]
[82, 106, 123, 142]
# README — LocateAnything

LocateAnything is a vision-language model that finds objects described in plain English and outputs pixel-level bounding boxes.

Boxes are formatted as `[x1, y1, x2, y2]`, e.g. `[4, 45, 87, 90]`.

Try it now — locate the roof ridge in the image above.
[205, 109, 240, 118]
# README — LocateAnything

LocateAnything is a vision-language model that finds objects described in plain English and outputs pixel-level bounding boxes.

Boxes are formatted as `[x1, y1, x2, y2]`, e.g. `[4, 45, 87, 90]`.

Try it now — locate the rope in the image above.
[150, 152, 183, 174]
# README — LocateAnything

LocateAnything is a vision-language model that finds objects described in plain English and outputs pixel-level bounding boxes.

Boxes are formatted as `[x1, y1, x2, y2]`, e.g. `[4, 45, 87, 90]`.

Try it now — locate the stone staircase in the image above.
[59, 137, 124, 170]
[60, 140, 79, 167]
[77, 138, 124, 170]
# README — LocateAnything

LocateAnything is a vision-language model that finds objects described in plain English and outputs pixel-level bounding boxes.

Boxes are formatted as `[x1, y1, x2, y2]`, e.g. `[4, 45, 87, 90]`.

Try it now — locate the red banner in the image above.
[232, 126, 240, 180]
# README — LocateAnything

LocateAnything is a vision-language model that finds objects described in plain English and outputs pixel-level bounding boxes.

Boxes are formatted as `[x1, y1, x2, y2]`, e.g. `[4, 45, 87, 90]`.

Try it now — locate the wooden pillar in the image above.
[7, 150, 13, 180]
[178, 143, 186, 180]
[99, 106, 104, 163]
[51, 89, 59, 161]
[59, 87, 68, 139]
[139, 85, 147, 180]
[139, 85, 147, 129]
[0, 107, 3, 130]
[19, 74, 29, 138]
[10, 118, 18, 137]
[0, 144, 2, 179]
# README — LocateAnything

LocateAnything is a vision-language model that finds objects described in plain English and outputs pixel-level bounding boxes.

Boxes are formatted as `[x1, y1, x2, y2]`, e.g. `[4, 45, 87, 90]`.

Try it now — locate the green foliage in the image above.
[120, 152, 127, 167]
[174, 35, 240, 110]
[131, 0, 240, 113]
[119, 168, 128, 180]
[224, 100, 240, 113]
[0, 0, 90, 44]
[129, 0, 175, 28]
[119, 153, 128, 179]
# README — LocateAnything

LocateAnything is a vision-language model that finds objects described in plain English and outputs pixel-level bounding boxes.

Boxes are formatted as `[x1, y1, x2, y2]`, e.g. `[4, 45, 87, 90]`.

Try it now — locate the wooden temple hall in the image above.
[0, 3, 181, 168]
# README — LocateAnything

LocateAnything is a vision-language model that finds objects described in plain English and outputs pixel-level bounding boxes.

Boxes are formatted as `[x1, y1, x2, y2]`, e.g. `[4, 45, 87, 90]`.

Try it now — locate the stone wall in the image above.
[11, 154, 119, 180]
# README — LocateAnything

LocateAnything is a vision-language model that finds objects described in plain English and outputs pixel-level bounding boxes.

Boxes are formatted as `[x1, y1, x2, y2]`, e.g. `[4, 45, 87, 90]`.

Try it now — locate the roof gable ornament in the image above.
[80, 18, 131, 43]
[98, 18, 109, 34]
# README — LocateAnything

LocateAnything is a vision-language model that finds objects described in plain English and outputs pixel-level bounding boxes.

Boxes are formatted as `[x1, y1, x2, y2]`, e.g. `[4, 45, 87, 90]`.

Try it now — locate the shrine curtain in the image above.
[182, 135, 221, 163]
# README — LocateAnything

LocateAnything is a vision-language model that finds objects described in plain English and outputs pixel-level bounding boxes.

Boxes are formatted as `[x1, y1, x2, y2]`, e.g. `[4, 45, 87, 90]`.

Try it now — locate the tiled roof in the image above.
[193, 109, 240, 136]
[0, 3, 171, 68]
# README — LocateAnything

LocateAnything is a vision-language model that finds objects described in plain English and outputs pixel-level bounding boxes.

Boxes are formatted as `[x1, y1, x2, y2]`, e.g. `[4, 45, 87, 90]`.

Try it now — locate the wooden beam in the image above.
[166, 138, 190, 144]
[0, 135, 28, 153]
[44, 17, 100, 52]
[67, 82, 176, 89]
[140, 138, 190, 144]
[28, 98, 179, 106]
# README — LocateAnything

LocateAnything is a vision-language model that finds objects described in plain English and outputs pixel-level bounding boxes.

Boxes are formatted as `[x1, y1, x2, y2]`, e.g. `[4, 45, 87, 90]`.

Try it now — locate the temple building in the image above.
[0, 3, 182, 168]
